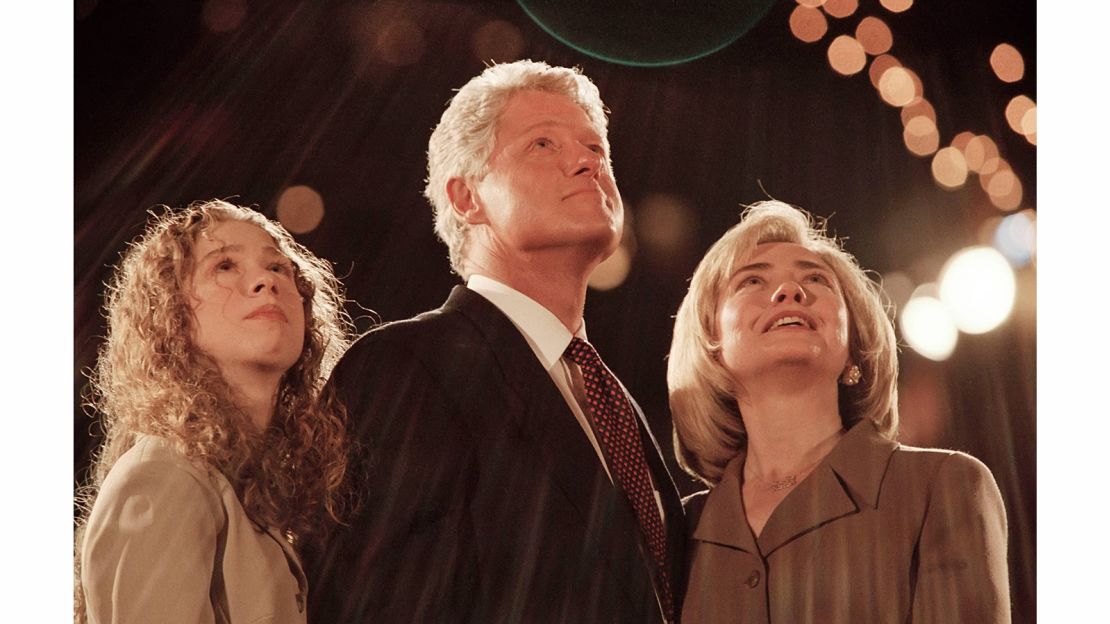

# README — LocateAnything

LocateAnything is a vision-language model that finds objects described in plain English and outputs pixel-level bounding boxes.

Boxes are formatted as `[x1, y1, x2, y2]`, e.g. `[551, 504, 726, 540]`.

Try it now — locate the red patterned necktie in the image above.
[563, 337, 674, 622]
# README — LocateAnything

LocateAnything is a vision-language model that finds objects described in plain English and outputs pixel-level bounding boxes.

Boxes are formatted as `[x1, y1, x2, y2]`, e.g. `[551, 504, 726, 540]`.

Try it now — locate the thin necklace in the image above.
[744, 429, 845, 492]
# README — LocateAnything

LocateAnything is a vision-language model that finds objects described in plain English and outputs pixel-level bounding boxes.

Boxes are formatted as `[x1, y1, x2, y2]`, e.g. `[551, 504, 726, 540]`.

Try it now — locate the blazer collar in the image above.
[693, 419, 898, 557]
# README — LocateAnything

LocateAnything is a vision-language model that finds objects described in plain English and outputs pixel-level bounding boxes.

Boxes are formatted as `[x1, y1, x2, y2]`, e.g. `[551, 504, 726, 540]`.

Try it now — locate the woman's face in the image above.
[715, 241, 851, 390]
[188, 220, 306, 376]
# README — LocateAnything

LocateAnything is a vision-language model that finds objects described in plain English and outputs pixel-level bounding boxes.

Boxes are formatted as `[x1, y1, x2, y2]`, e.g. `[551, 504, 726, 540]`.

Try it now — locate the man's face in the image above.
[468, 89, 623, 263]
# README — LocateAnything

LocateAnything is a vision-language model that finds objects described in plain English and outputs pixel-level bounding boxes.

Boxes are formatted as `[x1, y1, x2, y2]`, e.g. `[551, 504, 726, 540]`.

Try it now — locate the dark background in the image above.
[74, 0, 1036, 619]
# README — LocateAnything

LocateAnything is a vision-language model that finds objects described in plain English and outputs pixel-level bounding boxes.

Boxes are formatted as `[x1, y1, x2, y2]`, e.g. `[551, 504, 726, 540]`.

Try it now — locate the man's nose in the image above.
[771, 281, 807, 304]
[570, 144, 601, 177]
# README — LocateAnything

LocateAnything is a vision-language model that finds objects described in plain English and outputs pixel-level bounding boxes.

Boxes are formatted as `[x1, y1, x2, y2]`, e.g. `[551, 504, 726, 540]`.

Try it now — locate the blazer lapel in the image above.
[693, 455, 760, 555]
[757, 420, 900, 556]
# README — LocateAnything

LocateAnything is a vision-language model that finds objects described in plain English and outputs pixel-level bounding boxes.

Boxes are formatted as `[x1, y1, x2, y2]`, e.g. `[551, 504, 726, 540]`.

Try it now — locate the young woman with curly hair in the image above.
[75, 199, 355, 624]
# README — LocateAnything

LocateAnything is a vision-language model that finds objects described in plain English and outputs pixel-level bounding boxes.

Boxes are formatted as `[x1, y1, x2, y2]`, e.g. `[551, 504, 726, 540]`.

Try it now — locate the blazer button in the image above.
[746, 571, 761, 588]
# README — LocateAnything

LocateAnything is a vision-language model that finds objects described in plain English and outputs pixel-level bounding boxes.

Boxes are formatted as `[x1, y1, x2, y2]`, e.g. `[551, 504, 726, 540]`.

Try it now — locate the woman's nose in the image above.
[250, 270, 278, 295]
[771, 281, 808, 304]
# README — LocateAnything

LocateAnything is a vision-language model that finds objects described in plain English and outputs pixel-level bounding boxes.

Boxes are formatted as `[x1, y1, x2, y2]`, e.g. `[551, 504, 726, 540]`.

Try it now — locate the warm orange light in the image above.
[904, 116, 939, 156]
[790, 5, 829, 43]
[276, 185, 326, 234]
[986, 169, 1023, 211]
[868, 54, 901, 89]
[880, 0, 913, 13]
[472, 20, 525, 62]
[375, 18, 426, 66]
[900, 99, 936, 126]
[1020, 106, 1037, 135]
[989, 43, 1025, 83]
[1026, 132, 1037, 146]
[902, 67, 925, 104]
[931, 147, 969, 189]
[797, 0, 827, 7]
[879, 67, 916, 106]
[1005, 95, 1036, 135]
[964, 135, 999, 173]
[822, 0, 858, 19]
[951, 131, 976, 153]
[855, 16, 892, 55]
[827, 35, 867, 75]
[978, 158, 1010, 190]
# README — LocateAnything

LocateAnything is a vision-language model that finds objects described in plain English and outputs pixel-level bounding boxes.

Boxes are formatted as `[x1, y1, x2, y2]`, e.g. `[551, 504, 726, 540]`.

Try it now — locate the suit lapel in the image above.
[442, 286, 623, 524]
[693, 455, 760, 555]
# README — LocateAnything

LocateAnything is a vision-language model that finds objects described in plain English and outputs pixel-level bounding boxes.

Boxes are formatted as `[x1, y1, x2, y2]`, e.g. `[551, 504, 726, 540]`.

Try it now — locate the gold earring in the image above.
[841, 364, 861, 386]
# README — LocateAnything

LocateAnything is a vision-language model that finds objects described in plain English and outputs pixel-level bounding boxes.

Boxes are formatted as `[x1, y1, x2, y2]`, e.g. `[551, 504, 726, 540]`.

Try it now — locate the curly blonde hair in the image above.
[668, 201, 899, 486]
[75, 200, 355, 617]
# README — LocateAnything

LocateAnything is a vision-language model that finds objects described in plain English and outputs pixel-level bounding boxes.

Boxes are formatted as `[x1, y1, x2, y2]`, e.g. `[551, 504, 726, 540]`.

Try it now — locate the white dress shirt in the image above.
[467, 275, 665, 519]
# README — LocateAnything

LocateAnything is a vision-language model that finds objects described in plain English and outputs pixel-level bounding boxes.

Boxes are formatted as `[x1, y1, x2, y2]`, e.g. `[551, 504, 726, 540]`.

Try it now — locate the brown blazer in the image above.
[682, 420, 1010, 623]
[81, 435, 308, 624]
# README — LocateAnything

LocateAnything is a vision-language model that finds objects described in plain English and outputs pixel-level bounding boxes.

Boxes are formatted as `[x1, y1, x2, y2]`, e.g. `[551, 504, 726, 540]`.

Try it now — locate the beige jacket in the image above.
[81, 435, 308, 624]
[682, 420, 1010, 623]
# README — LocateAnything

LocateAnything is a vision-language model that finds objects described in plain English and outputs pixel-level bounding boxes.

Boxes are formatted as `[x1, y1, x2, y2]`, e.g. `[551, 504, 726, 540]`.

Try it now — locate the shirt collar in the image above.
[467, 274, 586, 371]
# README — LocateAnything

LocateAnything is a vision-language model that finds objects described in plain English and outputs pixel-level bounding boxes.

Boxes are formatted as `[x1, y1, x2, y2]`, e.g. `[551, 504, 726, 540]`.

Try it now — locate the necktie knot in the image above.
[563, 336, 599, 369]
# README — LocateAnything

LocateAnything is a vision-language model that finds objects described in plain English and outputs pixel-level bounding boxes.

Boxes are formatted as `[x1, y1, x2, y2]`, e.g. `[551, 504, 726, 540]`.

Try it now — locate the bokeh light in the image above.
[951, 130, 976, 153]
[202, 0, 247, 33]
[938, 246, 1016, 334]
[964, 135, 999, 173]
[985, 168, 1023, 211]
[588, 242, 632, 291]
[827, 35, 867, 75]
[901, 289, 958, 361]
[900, 98, 936, 126]
[376, 18, 426, 66]
[789, 5, 828, 43]
[1020, 106, 1036, 136]
[880, 0, 913, 13]
[879, 66, 916, 106]
[472, 20, 525, 63]
[931, 147, 969, 189]
[796, 0, 827, 8]
[821, 0, 858, 19]
[855, 16, 892, 55]
[275, 185, 325, 234]
[868, 54, 901, 89]
[636, 194, 696, 257]
[903, 116, 939, 156]
[990, 43, 1025, 83]
[1005, 95, 1036, 135]
[992, 210, 1037, 267]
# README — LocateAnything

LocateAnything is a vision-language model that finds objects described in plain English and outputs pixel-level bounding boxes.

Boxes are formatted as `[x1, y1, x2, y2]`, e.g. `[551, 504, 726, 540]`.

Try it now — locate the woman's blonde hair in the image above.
[668, 200, 899, 486]
[75, 200, 355, 616]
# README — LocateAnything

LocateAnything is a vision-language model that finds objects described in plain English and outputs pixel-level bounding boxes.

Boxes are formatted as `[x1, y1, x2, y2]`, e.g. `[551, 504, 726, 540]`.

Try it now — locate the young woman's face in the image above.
[188, 220, 306, 376]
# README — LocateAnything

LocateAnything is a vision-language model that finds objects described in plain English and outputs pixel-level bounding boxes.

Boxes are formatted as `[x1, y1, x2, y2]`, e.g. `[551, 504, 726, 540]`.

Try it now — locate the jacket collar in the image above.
[693, 419, 898, 557]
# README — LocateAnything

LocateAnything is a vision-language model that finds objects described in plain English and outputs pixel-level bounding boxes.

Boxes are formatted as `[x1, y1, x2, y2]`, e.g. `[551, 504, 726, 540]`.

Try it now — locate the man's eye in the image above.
[532, 138, 554, 150]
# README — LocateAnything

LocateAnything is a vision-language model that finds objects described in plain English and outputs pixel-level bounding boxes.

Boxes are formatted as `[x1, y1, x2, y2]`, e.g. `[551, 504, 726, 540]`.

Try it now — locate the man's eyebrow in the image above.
[734, 261, 771, 274]
[518, 119, 603, 141]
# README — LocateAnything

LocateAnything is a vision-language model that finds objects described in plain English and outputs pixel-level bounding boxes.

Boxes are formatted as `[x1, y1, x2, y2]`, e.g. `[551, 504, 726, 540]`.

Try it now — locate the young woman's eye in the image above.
[736, 275, 763, 290]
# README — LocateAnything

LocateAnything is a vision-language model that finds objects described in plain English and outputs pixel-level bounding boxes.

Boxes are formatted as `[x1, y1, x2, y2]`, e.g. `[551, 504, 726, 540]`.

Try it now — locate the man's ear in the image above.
[446, 177, 487, 225]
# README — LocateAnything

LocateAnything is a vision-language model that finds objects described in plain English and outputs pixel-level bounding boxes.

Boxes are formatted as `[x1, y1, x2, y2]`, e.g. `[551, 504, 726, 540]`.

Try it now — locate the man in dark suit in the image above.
[308, 60, 684, 623]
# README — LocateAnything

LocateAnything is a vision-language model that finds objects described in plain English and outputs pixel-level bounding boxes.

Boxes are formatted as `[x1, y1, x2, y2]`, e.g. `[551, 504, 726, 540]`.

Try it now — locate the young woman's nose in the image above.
[771, 281, 808, 304]
[250, 269, 278, 295]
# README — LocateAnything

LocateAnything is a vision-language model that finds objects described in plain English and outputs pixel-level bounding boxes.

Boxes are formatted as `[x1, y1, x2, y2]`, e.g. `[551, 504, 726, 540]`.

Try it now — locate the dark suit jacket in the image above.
[307, 286, 685, 623]
[681, 420, 1010, 623]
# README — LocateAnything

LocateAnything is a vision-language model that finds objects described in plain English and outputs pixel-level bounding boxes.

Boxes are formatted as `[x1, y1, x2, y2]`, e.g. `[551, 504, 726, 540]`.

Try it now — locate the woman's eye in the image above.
[805, 273, 831, 286]
[215, 259, 235, 272]
[269, 262, 293, 274]
[737, 275, 763, 289]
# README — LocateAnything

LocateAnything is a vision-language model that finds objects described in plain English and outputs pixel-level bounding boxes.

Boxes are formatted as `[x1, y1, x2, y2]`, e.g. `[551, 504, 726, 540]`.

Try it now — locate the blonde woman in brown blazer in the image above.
[668, 201, 1010, 623]
[75, 201, 354, 623]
